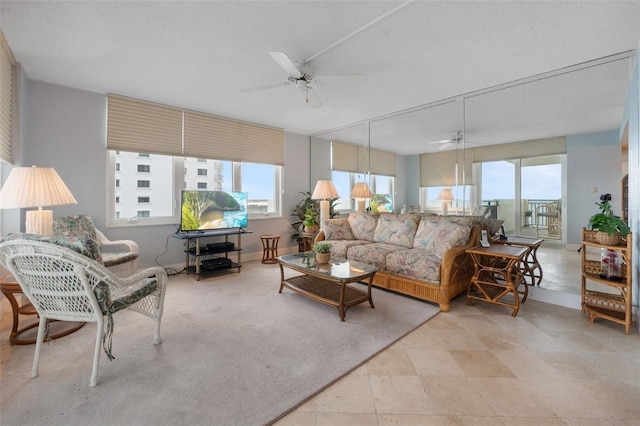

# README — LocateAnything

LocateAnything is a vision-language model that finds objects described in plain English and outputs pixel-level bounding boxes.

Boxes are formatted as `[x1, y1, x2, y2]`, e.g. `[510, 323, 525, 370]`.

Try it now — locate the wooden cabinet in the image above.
[581, 228, 632, 334]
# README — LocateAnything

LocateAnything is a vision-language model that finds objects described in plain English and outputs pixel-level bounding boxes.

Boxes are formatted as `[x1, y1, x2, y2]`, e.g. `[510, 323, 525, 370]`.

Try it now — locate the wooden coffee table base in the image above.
[280, 274, 375, 321]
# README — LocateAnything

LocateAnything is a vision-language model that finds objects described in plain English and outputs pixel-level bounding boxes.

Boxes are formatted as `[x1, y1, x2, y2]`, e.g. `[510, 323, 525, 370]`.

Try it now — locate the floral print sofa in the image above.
[315, 213, 481, 312]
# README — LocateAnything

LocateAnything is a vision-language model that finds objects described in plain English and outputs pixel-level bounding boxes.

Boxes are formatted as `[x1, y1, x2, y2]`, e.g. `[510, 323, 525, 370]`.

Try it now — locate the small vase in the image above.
[315, 252, 330, 264]
[596, 231, 621, 246]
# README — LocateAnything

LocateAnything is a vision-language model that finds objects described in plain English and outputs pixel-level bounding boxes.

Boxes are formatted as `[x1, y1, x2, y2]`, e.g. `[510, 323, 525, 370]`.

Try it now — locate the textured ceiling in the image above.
[1, 1, 639, 154]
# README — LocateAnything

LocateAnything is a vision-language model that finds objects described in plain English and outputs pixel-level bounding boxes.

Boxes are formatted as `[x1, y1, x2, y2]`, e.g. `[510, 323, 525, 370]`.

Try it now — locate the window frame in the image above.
[106, 151, 284, 227]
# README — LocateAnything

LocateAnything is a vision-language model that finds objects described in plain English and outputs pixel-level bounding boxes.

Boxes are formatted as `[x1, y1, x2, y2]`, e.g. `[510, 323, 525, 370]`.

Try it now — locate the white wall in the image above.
[566, 130, 622, 246]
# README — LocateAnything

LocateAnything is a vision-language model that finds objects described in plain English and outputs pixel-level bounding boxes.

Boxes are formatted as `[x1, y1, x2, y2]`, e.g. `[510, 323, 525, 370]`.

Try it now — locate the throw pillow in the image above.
[373, 213, 420, 248]
[322, 218, 354, 240]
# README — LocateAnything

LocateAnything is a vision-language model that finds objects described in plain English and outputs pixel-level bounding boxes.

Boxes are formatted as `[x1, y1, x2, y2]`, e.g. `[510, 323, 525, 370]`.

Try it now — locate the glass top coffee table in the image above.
[277, 253, 378, 321]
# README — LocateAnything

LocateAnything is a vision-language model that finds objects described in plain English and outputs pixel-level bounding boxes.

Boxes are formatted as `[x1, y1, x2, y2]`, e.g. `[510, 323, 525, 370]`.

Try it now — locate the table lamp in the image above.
[0, 166, 77, 235]
[350, 182, 372, 213]
[437, 188, 454, 216]
[311, 180, 338, 229]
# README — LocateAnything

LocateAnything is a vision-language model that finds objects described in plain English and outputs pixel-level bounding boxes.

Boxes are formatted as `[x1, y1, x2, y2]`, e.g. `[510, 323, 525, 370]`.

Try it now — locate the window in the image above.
[421, 185, 472, 213]
[331, 171, 395, 213]
[137, 210, 150, 218]
[138, 153, 150, 158]
[107, 151, 283, 226]
[137, 164, 150, 173]
[197, 168, 207, 176]
[116, 163, 120, 172]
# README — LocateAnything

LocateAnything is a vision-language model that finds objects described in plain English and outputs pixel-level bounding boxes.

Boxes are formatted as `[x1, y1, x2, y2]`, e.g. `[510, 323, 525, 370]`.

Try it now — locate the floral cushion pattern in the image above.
[322, 218, 354, 240]
[347, 212, 379, 241]
[347, 243, 400, 270]
[422, 221, 471, 260]
[385, 249, 442, 282]
[373, 214, 420, 248]
[412, 218, 440, 249]
[1, 233, 103, 263]
[323, 239, 370, 258]
[52, 214, 100, 244]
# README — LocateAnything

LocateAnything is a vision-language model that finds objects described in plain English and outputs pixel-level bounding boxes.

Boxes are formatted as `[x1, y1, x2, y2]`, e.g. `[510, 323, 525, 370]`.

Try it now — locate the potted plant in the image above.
[587, 199, 630, 245]
[290, 191, 319, 247]
[303, 208, 319, 233]
[312, 242, 332, 264]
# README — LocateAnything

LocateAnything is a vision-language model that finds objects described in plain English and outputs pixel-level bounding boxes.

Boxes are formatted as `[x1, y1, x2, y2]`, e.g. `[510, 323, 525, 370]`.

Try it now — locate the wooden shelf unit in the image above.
[581, 228, 633, 334]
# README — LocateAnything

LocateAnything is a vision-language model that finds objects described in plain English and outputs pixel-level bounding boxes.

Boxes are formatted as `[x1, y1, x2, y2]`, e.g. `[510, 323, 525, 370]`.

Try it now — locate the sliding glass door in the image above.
[479, 154, 564, 241]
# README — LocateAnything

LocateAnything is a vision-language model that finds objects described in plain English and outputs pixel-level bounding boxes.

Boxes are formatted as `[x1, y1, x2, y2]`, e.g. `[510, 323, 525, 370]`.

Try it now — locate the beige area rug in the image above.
[0, 260, 439, 426]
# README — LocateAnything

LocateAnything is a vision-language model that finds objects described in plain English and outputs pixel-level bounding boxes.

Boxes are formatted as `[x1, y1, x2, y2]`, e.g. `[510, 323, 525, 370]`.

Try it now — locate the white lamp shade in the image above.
[350, 182, 373, 199]
[436, 188, 455, 201]
[311, 180, 339, 200]
[0, 166, 77, 209]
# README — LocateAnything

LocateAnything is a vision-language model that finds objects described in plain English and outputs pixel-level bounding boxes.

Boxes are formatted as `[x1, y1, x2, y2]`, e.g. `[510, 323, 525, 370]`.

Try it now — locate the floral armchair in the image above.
[52, 214, 139, 275]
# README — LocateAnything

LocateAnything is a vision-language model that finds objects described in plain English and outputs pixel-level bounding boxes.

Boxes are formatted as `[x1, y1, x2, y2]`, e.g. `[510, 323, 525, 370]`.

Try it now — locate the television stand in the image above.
[173, 229, 251, 280]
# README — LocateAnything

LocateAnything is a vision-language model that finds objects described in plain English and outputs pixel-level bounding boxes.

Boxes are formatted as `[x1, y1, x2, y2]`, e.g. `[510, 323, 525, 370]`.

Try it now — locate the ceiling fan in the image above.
[241, 51, 363, 108]
[428, 131, 479, 150]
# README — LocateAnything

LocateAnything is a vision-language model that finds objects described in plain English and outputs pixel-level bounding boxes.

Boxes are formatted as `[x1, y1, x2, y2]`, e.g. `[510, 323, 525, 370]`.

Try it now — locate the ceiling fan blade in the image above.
[428, 138, 453, 145]
[438, 142, 454, 150]
[305, 86, 323, 109]
[240, 82, 289, 93]
[269, 51, 303, 78]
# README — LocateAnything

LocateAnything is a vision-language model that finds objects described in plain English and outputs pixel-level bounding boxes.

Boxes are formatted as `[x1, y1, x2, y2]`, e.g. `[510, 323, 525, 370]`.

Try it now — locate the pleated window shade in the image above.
[420, 150, 473, 187]
[470, 136, 566, 163]
[0, 30, 15, 164]
[332, 140, 359, 173]
[332, 140, 397, 176]
[107, 95, 183, 156]
[108, 95, 284, 165]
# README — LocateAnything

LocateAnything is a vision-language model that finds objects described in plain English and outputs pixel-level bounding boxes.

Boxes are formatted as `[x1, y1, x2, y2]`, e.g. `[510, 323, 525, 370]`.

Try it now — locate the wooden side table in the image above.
[0, 275, 85, 345]
[466, 244, 529, 317]
[260, 235, 280, 264]
[492, 236, 544, 286]
[301, 232, 318, 252]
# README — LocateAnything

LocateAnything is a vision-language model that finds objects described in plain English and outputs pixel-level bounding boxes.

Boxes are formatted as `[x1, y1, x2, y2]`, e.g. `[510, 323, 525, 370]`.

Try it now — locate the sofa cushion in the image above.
[323, 239, 369, 258]
[373, 213, 420, 248]
[385, 248, 442, 282]
[322, 218, 354, 240]
[347, 213, 379, 242]
[346, 243, 401, 270]
[413, 218, 440, 249]
[424, 220, 472, 260]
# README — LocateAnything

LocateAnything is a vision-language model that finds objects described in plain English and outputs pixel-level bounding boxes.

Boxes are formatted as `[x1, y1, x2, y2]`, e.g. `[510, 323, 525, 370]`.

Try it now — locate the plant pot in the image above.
[596, 231, 621, 246]
[315, 252, 330, 264]
[304, 225, 318, 234]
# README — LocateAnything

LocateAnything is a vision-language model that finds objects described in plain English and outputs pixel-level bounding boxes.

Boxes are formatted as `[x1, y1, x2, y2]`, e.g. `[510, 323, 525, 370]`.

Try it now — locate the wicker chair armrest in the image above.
[107, 266, 167, 290]
[94, 228, 140, 254]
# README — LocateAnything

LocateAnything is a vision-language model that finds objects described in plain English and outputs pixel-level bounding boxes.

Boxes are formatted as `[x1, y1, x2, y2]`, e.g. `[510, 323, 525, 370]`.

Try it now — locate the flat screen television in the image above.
[180, 190, 248, 232]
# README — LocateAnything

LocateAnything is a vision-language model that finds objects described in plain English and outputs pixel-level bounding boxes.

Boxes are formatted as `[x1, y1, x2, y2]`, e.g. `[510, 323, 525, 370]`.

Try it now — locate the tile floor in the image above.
[275, 246, 640, 425]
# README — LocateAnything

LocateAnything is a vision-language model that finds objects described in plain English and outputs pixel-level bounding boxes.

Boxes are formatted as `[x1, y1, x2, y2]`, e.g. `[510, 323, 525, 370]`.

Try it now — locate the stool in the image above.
[260, 235, 280, 264]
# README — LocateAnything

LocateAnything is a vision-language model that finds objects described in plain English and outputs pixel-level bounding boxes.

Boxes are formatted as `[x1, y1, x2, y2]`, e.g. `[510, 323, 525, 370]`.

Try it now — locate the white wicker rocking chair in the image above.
[0, 239, 167, 387]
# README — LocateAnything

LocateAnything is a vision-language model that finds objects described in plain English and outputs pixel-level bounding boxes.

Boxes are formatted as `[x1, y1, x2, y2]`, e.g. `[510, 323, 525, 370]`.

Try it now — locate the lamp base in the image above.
[319, 200, 330, 229]
[26, 209, 53, 236]
[441, 202, 449, 216]
[356, 200, 366, 213]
